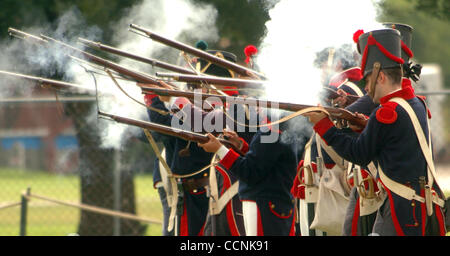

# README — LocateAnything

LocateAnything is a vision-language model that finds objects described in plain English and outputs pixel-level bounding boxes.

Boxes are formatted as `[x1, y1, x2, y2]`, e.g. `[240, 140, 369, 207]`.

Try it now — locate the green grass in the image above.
[0, 168, 163, 236]
[0, 168, 448, 236]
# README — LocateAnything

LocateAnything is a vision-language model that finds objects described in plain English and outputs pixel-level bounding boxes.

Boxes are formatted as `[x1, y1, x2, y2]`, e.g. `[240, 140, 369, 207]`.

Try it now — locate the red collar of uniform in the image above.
[328, 67, 363, 87]
[401, 78, 411, 88]
[380, 86, 415, 104]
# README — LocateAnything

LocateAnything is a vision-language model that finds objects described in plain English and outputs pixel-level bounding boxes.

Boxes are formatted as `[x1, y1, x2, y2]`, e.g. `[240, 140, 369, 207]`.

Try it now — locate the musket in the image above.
[78, 37, 197, 75]
[8, 28, 177, 89]
[8, 28, 47, 45]
[0, 70, 94, 94]
[323, 87, 360, 105]
[98, 111, 245, 156]
[129, 24, 266, 80]
[156, 72, 264, 89]
[141, 87, 368, 127]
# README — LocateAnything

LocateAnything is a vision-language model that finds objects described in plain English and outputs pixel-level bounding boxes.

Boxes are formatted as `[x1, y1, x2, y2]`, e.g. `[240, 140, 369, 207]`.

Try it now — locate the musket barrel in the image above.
[40, 34, 163, 85]
[9, 29, 173, 88]
[129, 24, 266, 79]
[78, 38, 196, 75]
[0, 70, 93, 93]
[156, 72, 264, 89]
[8, 28, 47, 44]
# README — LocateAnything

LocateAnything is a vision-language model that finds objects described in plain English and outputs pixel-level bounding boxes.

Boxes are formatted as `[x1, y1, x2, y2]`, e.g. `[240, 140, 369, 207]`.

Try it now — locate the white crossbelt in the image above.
[377, 98, 444, 208]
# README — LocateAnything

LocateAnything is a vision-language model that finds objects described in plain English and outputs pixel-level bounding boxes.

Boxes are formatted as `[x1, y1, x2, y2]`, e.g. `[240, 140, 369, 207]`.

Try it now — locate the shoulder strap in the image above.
[344, 81, 365, 97]
[315, 133, 346, 170]
[302, 133, 315, 184]
[143, 129, 179, 233]
[389, 97, 438, 188]
[211, 182, 239, 215]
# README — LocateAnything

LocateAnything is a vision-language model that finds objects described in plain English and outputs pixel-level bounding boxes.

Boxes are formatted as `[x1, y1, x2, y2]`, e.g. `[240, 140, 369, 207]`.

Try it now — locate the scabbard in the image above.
[425, 185, 433, 216]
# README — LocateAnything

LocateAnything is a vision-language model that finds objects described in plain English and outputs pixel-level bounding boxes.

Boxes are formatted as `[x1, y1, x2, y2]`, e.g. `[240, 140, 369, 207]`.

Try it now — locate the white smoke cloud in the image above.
[256, 0, 383, 105]
[0, 1, 219, 149]
[66, 0, 220, 149]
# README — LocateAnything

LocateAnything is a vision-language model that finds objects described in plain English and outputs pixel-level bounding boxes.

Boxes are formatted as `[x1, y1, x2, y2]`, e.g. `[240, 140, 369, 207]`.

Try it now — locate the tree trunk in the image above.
[64, 100, 146, 236]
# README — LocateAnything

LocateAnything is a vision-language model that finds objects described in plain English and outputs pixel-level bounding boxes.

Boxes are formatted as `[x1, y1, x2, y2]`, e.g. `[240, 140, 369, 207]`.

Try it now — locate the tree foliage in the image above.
[378, 0, 450, 87]
[408, 0, 450, 21]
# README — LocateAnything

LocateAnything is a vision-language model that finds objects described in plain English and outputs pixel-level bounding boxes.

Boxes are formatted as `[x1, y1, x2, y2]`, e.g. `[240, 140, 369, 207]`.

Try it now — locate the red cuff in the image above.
[239, 138, 249, 154]
[313, 117, 334, 137]
[174, 97, 191, 109]
[144, 94, 158, 106]
[220, 148, 240, 170]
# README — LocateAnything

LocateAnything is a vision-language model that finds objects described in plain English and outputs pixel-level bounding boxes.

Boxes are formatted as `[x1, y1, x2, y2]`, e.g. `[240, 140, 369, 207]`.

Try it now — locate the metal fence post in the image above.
[113, 150, 121, 236]
[19, 187, 31, 236]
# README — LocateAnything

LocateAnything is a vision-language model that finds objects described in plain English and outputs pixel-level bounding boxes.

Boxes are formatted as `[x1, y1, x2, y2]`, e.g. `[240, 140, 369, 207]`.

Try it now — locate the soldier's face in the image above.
[365, 73, 382, 104]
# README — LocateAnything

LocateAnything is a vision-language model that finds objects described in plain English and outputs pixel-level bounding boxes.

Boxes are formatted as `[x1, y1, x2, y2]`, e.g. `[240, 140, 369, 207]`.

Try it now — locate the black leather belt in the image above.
[182, 176, 209, 192]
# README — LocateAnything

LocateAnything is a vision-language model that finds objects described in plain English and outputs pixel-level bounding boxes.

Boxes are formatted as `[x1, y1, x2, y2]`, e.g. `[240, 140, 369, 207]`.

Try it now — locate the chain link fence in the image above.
[0, 93, 164, 236]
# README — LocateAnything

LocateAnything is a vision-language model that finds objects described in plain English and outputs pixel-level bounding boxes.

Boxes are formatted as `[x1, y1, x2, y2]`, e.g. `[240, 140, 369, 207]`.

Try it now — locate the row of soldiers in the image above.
[139, 22, 449, 236]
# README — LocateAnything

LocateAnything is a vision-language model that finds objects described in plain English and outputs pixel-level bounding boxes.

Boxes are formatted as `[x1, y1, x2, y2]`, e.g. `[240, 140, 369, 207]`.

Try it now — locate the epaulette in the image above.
[376, 102, 398, 124]
[416, 95, 432, 119]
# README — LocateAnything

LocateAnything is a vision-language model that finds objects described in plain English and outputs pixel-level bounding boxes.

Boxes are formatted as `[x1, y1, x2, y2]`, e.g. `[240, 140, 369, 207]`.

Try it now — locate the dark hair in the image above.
[381, 67, 403, 84]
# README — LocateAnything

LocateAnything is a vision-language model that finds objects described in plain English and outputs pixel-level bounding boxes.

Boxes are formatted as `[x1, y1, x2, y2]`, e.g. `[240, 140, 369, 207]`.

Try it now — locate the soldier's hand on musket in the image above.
[155, 81, 174, 102]
[223, 128, 243, 150]
[334, 89, 348, 107]
[348, 112, 368, 132]
[198, 133, 223, 153]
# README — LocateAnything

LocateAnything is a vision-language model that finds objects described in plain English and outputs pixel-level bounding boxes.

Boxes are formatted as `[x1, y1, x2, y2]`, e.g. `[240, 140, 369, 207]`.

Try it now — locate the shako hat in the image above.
[355, 29, 404, 78]
[382, 23, 414, 63]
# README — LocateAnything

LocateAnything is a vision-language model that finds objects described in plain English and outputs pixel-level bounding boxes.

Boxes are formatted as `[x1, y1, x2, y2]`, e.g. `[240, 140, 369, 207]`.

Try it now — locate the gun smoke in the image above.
[255, 0, 384, 143]
[0, 0, 220, 149]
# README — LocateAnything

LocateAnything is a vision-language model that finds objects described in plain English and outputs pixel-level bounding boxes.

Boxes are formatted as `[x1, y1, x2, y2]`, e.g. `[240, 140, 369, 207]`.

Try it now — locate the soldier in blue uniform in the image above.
[341, 23, 426, 236]
[305, 28, 447, 236]
[143, 90, 212, 236]
[199, 110, 308, 236]
[194, 47, 256, 236]
[143, 46, 255, 236]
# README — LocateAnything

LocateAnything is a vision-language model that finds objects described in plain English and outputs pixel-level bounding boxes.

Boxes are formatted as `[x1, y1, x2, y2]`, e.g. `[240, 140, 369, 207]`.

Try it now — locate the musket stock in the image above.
[142, 87, 368, 127]
[129, 24, 266, 80]
[98, 111, 245, 155]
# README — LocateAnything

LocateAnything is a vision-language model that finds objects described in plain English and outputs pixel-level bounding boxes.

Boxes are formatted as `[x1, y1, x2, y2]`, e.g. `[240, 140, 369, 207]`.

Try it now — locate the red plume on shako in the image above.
[244, 44, 258, 64]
